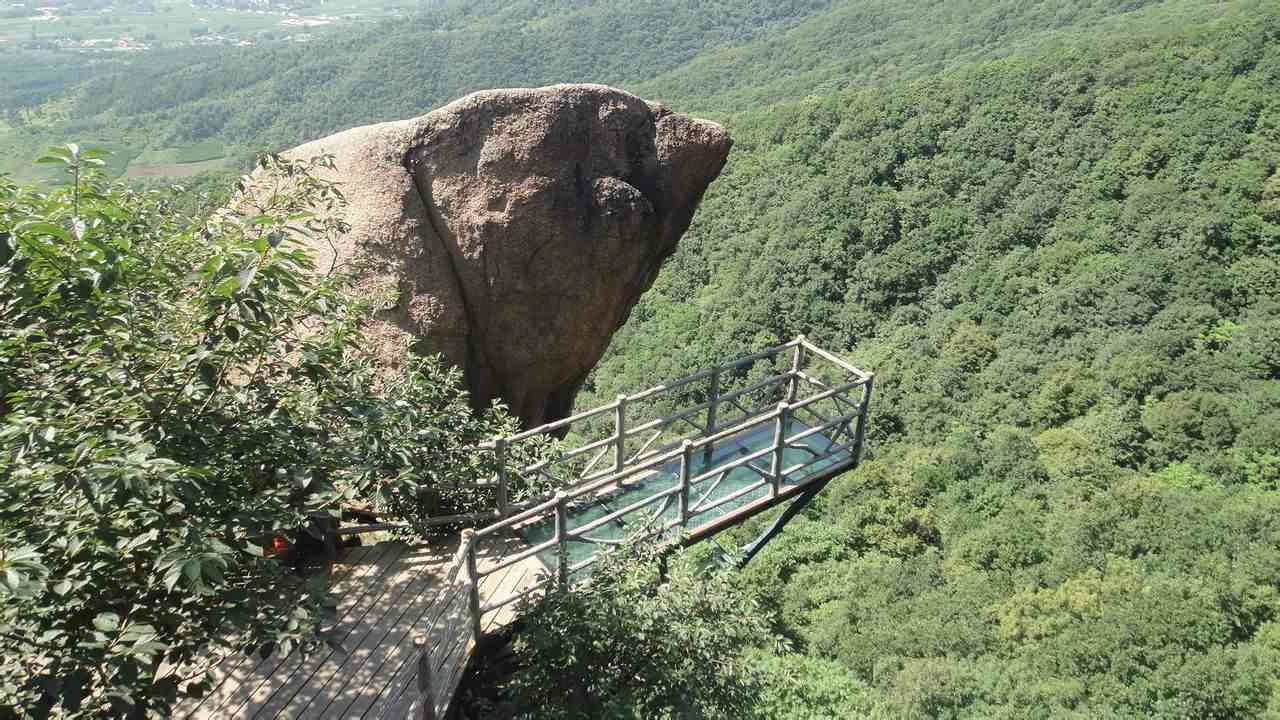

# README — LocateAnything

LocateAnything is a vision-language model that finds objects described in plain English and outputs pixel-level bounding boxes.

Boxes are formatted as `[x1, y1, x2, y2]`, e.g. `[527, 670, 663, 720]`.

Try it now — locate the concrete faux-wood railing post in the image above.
[613, 394, 628, 472]
[415, 646, 436, 720]
[494, 438, 510, 517]
[853, 375, 874, 457]
[554, 491, 570, 591]
[462, 530, 482, 640]
[787, 337, 805, 404]
[706, 368, 721, 433]
[678, 440, 693, 527]
[704, 369, 720, 464]
[769, 402, 789, 498]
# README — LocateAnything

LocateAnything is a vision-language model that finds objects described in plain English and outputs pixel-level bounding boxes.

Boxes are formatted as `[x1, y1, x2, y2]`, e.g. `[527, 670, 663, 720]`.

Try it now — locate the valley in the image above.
[2, 1, 1278, 718]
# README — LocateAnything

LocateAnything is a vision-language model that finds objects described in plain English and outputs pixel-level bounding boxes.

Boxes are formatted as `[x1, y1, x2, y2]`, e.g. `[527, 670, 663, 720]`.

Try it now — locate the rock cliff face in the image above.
[281, 84, 732, 427]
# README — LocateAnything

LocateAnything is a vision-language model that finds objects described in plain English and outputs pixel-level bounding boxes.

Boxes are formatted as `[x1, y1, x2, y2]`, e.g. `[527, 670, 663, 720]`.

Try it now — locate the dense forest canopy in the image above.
[3, 0, 1280, 717]
[577, 2, 1280, 715]
[0, 0, 1231, 177]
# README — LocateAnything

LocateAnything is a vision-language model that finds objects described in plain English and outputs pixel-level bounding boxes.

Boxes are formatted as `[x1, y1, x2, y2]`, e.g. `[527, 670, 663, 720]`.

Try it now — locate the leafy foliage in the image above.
[3, 0, 1210, 179]
[582, 4, 1280, 716]
[465, 545, 778, 720]
[0, 148, 520, 717]
[6, 0, 1280, 717]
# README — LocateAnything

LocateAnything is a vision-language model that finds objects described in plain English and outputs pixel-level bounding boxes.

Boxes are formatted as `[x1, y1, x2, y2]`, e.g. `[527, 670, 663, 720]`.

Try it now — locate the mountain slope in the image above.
[580, 3, 1280, 715]
[24, 0, 1220, 165]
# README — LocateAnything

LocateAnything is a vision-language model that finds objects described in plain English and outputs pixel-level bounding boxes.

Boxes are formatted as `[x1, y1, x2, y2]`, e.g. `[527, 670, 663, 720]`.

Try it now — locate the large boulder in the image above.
[281, 84, 731, 427]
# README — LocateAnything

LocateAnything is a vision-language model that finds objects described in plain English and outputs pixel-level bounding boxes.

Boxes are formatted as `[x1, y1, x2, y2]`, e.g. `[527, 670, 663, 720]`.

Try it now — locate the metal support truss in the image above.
[734, 476, 832, 568]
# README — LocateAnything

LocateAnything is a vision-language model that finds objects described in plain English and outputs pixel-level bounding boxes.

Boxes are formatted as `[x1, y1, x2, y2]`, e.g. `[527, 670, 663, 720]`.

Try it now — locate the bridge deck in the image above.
[519, 416, 852, 575]
[180, 338, 872, 719]
[179, 536, 544, 720]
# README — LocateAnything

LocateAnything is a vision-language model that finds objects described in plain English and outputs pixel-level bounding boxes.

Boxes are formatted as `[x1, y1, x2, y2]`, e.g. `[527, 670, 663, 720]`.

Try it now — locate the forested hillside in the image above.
[61, 0, 1188, 148]
[3, 0, 1223, 179]
[578, 2, 1280, 715]
[4, 0, 1280, 717]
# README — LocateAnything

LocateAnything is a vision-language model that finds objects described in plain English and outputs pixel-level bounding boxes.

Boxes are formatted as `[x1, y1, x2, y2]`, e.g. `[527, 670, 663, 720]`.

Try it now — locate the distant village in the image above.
[59, 33, 151, 50]
[4, 0, 357, 50]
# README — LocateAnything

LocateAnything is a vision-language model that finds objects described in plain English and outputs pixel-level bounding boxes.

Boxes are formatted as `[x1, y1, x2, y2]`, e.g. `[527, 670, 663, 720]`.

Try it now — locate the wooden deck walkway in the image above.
[179, 534, 545, 720]
[183, 338, 873, 719]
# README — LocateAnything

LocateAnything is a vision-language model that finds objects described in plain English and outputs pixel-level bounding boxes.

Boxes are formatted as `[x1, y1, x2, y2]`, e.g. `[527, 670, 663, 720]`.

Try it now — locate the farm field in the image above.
[0, 131, 138, 184]
[6, 5, 277, 47]
[132, 140, 225, 166]
[123, 140, 236, 178]
[0, 0, 422, 49]
[0, 0, 429, 188]
[0, 126, 227, 183]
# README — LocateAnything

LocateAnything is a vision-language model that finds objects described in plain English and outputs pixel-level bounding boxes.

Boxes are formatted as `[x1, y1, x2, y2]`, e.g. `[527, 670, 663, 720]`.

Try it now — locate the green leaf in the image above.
[163, 565, 182, 593]
[201, 255, 226, 276]
[51, 579, 72, 596]
[96, 269, 117, 292]
[237, 264, 258, 291]
[120, 529, 159, 554]
[36, 145, 73, 164]
[93, 612, 121, 632]
[213, 276, 240, 297]
[16, 221, 71, 241]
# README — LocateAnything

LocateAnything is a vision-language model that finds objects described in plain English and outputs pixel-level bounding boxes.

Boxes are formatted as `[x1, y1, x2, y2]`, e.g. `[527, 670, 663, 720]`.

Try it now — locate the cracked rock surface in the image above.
[280, 84, 732, 427]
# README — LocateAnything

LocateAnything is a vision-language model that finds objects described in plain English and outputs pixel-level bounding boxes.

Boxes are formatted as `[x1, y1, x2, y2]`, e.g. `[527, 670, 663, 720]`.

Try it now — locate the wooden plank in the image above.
[359, 611, 461, 719]
[359, 531, 538, 720]
[205, 542, 412, 719]
[304, 580, 462, 718]
[482, 556, 543, 633]
[243, 542, 437, 718]
[369, 547, 541, 719]
[178, 544, 381, 716]
[474, 534, 537, 619]
[354, 577, 472, 719]
[182, 542, 399, 719]
[272, 542, 457, 718]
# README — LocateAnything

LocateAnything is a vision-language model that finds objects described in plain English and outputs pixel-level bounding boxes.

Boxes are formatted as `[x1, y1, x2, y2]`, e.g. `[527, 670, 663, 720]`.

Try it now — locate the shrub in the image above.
[0, 147, 521, 717]
[472, 544, 778, 720]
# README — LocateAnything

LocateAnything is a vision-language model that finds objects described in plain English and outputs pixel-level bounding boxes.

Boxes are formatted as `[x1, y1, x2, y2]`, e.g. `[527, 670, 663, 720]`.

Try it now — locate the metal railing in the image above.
[407, 337, 873, 719]
[416, 337, 871, 527]
[403, 532, 477, 720]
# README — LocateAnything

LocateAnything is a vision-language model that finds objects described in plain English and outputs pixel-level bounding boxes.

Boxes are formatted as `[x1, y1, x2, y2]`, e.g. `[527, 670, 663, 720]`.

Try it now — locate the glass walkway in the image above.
[520, 417, 854, 571]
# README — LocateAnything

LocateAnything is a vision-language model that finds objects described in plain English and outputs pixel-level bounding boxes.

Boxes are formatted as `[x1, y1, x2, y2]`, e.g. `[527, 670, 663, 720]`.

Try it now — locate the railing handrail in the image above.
[358, 338, 872, 530]
[408, 338, 873, 720]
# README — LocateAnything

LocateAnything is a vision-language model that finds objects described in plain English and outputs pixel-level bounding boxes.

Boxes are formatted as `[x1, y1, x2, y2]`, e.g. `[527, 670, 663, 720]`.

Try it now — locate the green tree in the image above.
[0, 148, 519, 717]
[466, 545, 779, 720]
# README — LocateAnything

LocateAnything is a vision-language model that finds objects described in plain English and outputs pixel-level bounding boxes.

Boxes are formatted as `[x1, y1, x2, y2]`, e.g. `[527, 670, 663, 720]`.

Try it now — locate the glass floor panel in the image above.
[520, 418, 852, 572]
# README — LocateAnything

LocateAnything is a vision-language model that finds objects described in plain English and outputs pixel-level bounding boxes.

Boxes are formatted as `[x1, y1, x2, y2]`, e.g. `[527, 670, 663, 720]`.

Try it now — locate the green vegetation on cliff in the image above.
[0, 151, 540, 716]
[3, 0, 1279, 717]
[580, 3, 1280, 716]
[0, 0, 1217, 180]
